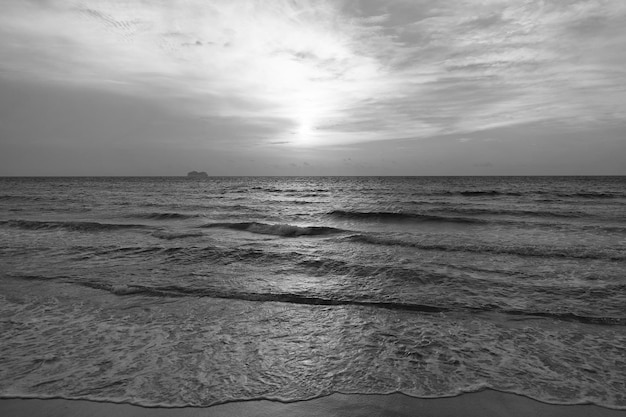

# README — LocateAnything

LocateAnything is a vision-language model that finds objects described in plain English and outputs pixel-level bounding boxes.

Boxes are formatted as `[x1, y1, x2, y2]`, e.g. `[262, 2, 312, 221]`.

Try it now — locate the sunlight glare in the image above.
[296, 115, 315, 144]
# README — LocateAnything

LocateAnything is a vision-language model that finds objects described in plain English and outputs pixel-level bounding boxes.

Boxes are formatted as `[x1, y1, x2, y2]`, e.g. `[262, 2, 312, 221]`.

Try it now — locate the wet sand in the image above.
[2, 390, 625, 417]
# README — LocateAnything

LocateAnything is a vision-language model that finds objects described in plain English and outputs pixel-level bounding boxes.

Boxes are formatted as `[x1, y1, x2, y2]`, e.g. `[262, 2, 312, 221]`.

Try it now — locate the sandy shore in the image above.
[1, 390, 625, 417]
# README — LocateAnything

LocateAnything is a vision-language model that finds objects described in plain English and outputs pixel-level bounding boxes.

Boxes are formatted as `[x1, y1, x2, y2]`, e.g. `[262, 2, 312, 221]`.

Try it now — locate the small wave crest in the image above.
[553, 191, 622, 199]
[151, 230, 204, 240]
[128, 212, 202, 220]
[0, 219, 149, 232]
[457, 190, 522, 197]
[328, 210, 488, 224]
[432, 190, 623, 199]
[346, 234, 625, 261]
[0, 194, 44, 201]
[201, 222, 349, 237]
[423, 207, 588, 219]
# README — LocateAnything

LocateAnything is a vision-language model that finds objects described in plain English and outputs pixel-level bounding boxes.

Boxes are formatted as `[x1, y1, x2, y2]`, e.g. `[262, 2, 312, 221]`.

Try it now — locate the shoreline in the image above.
[2, 390, 625, 417]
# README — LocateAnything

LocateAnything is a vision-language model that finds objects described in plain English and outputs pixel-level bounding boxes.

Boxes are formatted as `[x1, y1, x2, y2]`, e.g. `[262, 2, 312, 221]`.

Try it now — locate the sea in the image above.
[0, 176, 625, 409]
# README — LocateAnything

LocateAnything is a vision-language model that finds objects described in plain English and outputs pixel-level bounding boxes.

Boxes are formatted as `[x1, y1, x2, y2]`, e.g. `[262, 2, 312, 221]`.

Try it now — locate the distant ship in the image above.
[186, 171, 209, 178]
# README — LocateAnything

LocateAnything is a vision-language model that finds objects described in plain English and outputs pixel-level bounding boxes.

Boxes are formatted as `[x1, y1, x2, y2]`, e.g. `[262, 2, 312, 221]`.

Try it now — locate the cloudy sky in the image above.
[1, 0, 625, 175]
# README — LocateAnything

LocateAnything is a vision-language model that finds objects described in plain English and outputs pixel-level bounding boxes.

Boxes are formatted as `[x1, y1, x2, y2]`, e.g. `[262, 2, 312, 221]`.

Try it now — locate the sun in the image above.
[295, 114, 315, 143]
[291, 100, 327, 145]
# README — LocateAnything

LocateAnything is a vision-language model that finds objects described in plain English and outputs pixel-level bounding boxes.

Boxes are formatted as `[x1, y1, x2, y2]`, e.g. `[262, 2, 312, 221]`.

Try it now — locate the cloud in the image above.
[1, 0, 625, 148]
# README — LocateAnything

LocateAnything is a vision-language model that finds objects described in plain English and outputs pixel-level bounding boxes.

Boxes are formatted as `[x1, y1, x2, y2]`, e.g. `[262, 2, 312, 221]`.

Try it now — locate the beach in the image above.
[3, 391, 626, 417]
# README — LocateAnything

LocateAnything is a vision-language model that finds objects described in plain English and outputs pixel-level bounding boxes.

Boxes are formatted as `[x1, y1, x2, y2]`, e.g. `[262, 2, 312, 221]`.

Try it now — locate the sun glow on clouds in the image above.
[1, 0, 626, 148]
[0, 0, 384, 146]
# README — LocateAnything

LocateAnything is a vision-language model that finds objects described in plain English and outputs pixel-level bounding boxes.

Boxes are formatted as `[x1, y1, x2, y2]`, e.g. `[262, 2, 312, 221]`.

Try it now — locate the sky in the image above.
[0, 0, 625, 176]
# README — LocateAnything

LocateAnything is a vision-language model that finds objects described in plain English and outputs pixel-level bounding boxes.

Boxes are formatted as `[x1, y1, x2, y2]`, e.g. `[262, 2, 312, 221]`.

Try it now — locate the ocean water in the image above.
[0, 176, 625, 409]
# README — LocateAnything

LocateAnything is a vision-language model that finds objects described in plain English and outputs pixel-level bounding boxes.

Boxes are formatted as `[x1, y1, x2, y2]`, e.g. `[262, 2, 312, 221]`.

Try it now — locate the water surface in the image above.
[1, 176, 625, 408]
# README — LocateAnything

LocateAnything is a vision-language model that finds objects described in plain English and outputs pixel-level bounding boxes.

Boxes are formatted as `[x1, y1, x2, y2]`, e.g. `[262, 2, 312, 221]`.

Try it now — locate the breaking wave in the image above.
[201, 222, 349, 237]
[63, 280, 626, 326]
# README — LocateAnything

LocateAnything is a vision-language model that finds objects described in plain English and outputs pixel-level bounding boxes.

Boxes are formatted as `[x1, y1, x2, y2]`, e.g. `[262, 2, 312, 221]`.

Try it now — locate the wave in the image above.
[201, 222, 349, 237]
[499, 310, 626, 326]
[127, 212, 202, 220]
[249, 187, 329, 194]
[151, 231, 204, 240]
[346, 234, 625, 261]
[423, 190, 624, 199]
[594, 225, 626, 233]
[329, 208, 591, 223]
[418, 190, 523, 197]
[284, 192, 328, 198]
[294, 258, 445, 284]
[7, 269, 625, 327]
[0, 219, 149, 232]
[68, 281, 626, 326]
[328, 210, 488, 224]
[55, 243, 445, 284]
[5, 273, 68, 282]
[457, 190, 522, 197]
[423, 207, 588, 219]
[552, 192, 622, 199]
[0, 194, 44, 201]
[55, 244, 296, 266]
[76, 281, 451, 313]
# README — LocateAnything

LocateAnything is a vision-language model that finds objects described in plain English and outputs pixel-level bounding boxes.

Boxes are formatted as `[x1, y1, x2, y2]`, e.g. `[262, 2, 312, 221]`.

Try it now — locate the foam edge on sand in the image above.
[1, 389, 625, 417]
